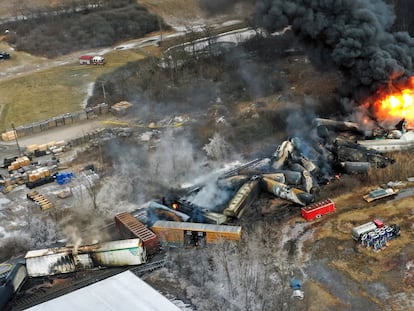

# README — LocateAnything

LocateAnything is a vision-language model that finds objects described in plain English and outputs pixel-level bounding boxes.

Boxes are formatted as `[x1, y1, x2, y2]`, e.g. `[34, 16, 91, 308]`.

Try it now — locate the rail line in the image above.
[8, 257, 166, 310]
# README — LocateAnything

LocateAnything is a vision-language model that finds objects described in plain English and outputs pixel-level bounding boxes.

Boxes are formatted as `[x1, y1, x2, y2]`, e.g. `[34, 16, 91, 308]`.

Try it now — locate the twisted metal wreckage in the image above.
[166, 118, 400, 223]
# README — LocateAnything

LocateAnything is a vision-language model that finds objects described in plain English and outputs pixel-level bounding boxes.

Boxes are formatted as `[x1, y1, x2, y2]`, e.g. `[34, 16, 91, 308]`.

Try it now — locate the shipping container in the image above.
[115, 212, 160, 255]
[152, 220, 242, 247]
[301, 199, 335, 221]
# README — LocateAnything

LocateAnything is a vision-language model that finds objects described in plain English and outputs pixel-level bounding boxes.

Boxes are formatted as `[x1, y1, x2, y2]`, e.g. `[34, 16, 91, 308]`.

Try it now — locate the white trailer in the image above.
[351, 221, 378, 241]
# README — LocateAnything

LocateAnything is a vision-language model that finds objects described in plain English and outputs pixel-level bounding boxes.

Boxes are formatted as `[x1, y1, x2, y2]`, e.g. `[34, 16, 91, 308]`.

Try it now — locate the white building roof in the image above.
[26, 271, 181, 311]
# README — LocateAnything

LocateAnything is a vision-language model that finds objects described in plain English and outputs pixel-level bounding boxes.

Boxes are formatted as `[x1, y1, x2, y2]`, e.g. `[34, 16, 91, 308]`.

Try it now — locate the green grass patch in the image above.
[0, 49, 146, 132]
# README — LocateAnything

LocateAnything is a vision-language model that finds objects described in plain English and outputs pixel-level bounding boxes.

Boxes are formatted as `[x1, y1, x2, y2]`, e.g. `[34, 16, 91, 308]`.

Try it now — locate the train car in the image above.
[223, 176, 261, 219]
[301, 199, 335, 221]
[262, 177, 314, 206]
[114, 212, 160, 255]
[25, 239, 146, 277]
[152, 220, 242, 247]
[0, 263, 28, 310]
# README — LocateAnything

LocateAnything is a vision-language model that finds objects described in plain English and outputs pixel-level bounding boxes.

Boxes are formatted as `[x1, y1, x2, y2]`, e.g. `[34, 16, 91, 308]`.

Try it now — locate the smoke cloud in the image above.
[255, 0, 414, 99]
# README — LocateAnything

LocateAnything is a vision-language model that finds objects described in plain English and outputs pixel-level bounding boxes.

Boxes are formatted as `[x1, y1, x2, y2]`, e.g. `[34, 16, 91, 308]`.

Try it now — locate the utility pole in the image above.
[11, 123, 22, 156]
[158, 16, 163, 46]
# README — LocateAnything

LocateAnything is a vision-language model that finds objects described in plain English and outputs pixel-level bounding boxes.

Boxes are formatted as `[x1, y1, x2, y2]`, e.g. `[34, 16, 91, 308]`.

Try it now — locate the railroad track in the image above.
[130, 258, 166, 276]
[7, 258, 167, 311]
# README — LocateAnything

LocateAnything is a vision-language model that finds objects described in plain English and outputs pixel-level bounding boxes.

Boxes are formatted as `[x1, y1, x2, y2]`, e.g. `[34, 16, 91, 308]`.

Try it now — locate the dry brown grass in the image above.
[304, 281, 343, 310]
[367, 151, 414, 184]
[0, 48, 146, 131]
[139, 0, 202, 23]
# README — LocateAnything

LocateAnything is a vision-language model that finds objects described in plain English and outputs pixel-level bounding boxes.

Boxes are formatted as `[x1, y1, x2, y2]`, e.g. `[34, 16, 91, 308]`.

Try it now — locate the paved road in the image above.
[0, 120, 105, 161]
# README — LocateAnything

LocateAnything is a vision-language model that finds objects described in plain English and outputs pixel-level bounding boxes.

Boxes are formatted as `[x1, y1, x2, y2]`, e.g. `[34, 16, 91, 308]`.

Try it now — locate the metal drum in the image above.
[379, 229, 387, 247]
[372, 234, 380, 252]
[386, 227, 394, 241]
[361, 233, 368, 247]
[366, 231, 375, 247]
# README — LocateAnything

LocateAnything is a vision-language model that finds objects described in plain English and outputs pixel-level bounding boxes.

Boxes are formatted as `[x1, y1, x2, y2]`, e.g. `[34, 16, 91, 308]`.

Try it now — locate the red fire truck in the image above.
[301, 199, 335, 221]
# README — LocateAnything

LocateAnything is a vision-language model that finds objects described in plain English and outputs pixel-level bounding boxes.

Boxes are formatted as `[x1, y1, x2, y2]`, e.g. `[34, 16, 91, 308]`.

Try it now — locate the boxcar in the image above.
[152, 220, 242, 247]
[115, 212, 160, 255]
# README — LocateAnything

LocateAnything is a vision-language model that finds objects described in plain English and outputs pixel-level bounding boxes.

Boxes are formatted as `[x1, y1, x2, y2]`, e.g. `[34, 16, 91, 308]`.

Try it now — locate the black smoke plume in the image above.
[255, 0, 414, 101]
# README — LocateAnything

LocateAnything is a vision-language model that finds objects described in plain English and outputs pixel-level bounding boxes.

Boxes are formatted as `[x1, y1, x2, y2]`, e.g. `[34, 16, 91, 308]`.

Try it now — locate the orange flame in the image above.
[369, 77, 414, 128]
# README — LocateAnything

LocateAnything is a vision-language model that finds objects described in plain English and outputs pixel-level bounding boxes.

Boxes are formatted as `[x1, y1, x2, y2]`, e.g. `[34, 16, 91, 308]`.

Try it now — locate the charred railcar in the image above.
[223, 176, 261, 219]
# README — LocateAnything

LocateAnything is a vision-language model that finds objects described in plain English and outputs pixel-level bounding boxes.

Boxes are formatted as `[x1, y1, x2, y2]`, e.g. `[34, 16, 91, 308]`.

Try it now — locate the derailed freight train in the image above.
[151, 220, 242, 247]
[24, 239, 146, 277]
[114, 212, 160, 256]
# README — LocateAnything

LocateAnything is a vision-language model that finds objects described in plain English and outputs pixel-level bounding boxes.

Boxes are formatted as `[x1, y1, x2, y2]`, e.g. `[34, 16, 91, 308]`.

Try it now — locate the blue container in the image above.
[372, 234, 380, 252]
[379, 229, 387, 247]
[386, 227, 393, 241]
[56, 172, 74, 185]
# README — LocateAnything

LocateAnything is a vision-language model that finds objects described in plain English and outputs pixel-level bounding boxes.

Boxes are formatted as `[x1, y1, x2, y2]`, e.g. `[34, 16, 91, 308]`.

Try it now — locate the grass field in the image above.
[0, 48, 147, 132]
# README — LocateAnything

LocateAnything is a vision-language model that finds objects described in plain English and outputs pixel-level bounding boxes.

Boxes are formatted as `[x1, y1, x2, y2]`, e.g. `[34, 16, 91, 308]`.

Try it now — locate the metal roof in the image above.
[26, 271, 182, 311]
[152, 220, 241, 234]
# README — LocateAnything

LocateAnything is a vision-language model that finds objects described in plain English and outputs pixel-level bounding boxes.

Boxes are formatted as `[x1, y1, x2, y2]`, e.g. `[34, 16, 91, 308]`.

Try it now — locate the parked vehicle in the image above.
[79, 55, 105, 65]
[352, 221, 378, 241]
[363, 187, 399, 202]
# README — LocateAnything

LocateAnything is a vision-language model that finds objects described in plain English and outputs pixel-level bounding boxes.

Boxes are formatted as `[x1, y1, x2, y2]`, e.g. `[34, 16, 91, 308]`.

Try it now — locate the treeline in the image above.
[2, 1, 168, 58]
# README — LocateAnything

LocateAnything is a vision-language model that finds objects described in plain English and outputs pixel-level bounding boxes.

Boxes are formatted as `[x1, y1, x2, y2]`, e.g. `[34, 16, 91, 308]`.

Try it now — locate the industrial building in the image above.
[25, 271, 181, 311]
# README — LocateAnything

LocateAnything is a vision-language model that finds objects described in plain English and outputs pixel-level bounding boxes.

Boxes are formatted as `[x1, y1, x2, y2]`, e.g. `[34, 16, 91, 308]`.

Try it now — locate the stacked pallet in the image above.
[27, 190, 53, 211]
[1, 130, 16, 141]
[27, 167, 50, 182]
[111, 101, 132, 116]
[7, 156, 31, 171]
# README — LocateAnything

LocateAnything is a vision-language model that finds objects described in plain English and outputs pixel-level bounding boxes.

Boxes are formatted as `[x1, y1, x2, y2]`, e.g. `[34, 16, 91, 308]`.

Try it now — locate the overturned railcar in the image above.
[115, 212, 160, 256]
[25, 239, 146, 277]
[223, 176, 261, 219]
[152, 220, 241, 247]
[262, 177, 314, 206]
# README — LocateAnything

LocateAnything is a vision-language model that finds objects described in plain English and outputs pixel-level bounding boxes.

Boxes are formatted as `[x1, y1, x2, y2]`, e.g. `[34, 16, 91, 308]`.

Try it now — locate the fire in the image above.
[172, 202, 179, 210]
[368, 77, 414, 128]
